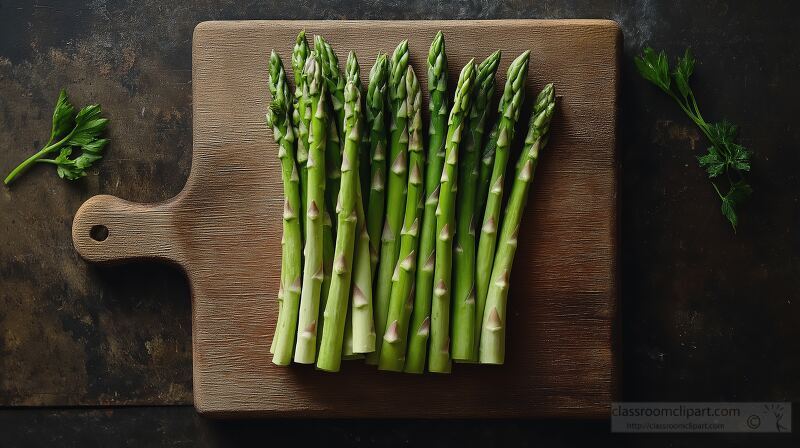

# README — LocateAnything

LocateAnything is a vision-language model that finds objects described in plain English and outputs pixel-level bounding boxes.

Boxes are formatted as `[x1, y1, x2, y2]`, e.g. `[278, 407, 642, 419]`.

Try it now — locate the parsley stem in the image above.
[3, 130, 73, 185]
[4, 144, 58, 185]
[688, 91, 704, 122]
[711, 182, 724, 200]
[662, 89, 716, 141]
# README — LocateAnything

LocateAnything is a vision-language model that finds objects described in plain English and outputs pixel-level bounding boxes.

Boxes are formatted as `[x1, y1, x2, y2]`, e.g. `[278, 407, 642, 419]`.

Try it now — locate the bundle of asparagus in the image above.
[265, 31, 556, 373]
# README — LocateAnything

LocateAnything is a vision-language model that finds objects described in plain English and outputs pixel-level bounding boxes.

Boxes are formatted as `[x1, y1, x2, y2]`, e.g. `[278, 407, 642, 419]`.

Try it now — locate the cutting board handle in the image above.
[72, 195, 182, 265]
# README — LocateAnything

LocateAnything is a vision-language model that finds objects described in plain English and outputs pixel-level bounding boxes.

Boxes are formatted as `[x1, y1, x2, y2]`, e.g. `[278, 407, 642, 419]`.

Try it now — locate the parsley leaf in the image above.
[698, 146, 726, 178]
[4, 91, 109, 185]
[716, 181, 752, 232]
[672, 49, 695, 100]
[636, 47, 753, 232]
[50, 89, 75, 144]
[634, 47, 671, 93]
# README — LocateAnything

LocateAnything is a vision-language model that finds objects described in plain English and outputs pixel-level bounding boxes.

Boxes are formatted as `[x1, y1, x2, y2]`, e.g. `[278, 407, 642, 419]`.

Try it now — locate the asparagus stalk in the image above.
[405, 32, 447, 373]
[342, 301, 366, 359]
[342, 301, 356, 357]
[429, 60, 477, 373]
[294, 51, 327, 364]
[358, 62, 373, 229]
[351, 170, 377, 353]
[365, 54, 390, 275]
[367, 40, 409, 365]
[475, 123, 498, 221]
[474, 51, 530, 354]
[481, 84, 555, 364]
[451, 51, 501, 361]
[378, 65, 424, 371]
[266, 51, 304, 365]
[350, 60, 378, 355]
[314, 36, 344, 233]
[292, 31, 311, 235]
[316, 209, 335, 355]
[270, 279, 284, 354]
[317, 52, 363, 372]
[312, 37, 343, 355]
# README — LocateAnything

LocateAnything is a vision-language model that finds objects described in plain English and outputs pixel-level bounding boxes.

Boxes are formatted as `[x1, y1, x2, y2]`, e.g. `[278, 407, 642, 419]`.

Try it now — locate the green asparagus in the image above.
[378, 65, 424, 371]
[312, 37, 343, 356]
[481, 84, 555, 364]
[345, 50, 374, 357]
[429, 59, 477, 373]
[475, 123, 498, 221]
[350, 190, 377, 354]
[341, 301, 356, 358]
[292, 31, 311, 234]
[294, 51, 327, 364]
[367, 40, 409, 365]
[365, 54, 390, 275]
[451, 50, 501, 361]
[474, 51, 530, 355]
[270, 279, 284, 355]
[405, 32, 448, 373]
[315, 36, 347, 140]
[314, 36, 344, 233]
[350, 58, 378, 355]
[317, 52, 363, 372]
[317, 209, 335, 356]
[266, 51, 304, 366]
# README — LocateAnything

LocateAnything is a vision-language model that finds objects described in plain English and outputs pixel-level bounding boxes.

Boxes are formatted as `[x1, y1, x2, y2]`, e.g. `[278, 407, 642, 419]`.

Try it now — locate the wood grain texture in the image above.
[72, 19, 620, 418]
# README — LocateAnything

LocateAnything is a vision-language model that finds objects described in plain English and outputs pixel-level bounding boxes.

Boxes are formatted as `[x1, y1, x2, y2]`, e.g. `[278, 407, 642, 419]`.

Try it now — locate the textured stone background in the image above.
[1, 0, 799, 445]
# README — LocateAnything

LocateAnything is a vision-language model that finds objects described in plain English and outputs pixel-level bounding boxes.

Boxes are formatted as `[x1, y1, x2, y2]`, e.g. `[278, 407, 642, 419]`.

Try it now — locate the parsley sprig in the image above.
[635, 47, 752, 231]
[4, 90, 109, 185]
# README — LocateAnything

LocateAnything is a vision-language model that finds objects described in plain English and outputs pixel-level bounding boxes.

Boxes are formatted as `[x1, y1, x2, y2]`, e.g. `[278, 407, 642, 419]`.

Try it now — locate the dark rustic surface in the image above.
[1, 0, 799, 445]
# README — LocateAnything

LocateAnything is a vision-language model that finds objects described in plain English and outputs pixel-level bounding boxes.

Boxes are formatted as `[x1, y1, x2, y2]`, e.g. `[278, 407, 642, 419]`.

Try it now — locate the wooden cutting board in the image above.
[72, 20, 620, 418]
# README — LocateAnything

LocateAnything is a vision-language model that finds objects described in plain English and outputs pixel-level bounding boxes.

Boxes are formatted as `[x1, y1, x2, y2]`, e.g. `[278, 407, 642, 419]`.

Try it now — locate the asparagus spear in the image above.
[350, 60, 378, 355]
[316, 209, 335, 356]
[294, 51, 327, 364]
[342, 299, 355, 357]
[474, 51, 530, 353]
[378, 65, 424, 371]
[405, 32, 447, 373]
[365, 54, 390, 275]
[266, 51, 304, 365]
[292, 31, 311, 235]
[317, 52, 363, 372]
[270, 279, 284, 355]
[475, 123, 498, 221]
[342, 52, 374, 358]
[481, 84, 555, 364]
[429, 60, 477, 373]
[451, 51, 501, 361]
[315, 35, 346, 141]
[367, 40, 409, 365]
[357, 61, 372, 230]
[313, 37, 343, 355]
[314, 36, 344, 233]
[351, 174, 377, 354]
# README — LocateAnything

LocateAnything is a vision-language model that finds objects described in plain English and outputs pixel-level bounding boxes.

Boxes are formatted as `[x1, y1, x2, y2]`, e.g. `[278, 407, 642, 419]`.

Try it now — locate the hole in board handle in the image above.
[90, 224, 109, 242]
